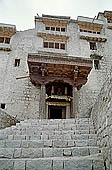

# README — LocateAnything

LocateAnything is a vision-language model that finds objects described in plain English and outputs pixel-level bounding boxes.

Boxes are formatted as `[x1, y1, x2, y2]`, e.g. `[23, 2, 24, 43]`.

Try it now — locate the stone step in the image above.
[0, 147, 99, 159]
[1, 123, 95, 131]
[0, 132, 97, 140]
[0, 139, 97, 148]
[0, 134, 96, 141]
[21, 118, 92, 124]
[0, 155, 105, 170]
[0, 128, 95, 136]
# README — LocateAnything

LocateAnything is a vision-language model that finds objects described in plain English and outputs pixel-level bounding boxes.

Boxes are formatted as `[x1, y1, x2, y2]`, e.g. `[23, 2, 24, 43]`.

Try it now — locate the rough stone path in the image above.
[0, 118, 105, 170]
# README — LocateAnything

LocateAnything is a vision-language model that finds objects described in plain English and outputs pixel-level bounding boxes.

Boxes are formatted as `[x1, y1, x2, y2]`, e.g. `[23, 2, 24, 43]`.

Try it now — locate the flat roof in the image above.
[42, 14, 70, 20]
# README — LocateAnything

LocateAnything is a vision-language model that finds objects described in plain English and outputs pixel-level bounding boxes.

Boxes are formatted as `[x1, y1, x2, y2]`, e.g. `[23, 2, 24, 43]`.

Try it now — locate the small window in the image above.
[1, 104, 5, 109]
[60, 43, 65, 50]
[56, 27, 60, 31]
[0, 37, 4, 43]
[55, 43, 59, 49]
[88, 31, 92, 33]
[5, 38, 10, 44]
[97, 32, 100, 34]
[80, 29, 83, 32]
[44, 42, 48, 48]
[46, 27, 50, 30]
[15, 59, 20, 67]
[90, 42, 97, 50]
[61, 28, 65, 32]
[51, 27, 55, 31]
[94, 60, 99, 70]
[49, 42, 54, 48]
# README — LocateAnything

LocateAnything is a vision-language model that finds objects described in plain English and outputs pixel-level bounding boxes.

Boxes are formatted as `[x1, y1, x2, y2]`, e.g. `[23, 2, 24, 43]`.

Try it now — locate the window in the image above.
[90, 42, 97, 50]
[94, 60, 99, 70]
[51, 27, 55, 31]
[0, 37, 4, 43]
[5, 38, 10, 44]
[60, 43, 65, 50]
[46, 27, 50, 30]
[49, 42, 54, 48]
[61, 28, 65, 32]
[15, 59, 20, 67]
[44, 42, 48, 48]
[55, 43, 59, 49]
[1, 104, 5, 109]
[56, 27, 60, 31]
[43, 41, 66, 50]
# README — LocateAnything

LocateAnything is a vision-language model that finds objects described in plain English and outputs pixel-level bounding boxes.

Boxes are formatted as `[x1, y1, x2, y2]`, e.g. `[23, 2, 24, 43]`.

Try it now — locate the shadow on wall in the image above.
[0, 109, 19, 129]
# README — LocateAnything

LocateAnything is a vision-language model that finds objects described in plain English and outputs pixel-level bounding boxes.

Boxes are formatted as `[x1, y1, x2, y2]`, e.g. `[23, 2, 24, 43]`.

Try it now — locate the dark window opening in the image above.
[49, 42, 54, 48]
[5, 38, 10, 44]
[60, 43, 65, 50]
[55, 43, 59, 49]
[15, 59, 20, 67]
[46, 27, 50, 30]
[1, 104, 5, 109]
[61, 28, 65, 32]
[97, 32, 100, 34]
[0, 37, 4, 43]
[90, 42, 97, 50]
[56, 27, 60, 31]
[51, 27, 55, 31]
[94, 60, 99, 70]
[44, 42, 48, 48]
[88, 31, 92, 33]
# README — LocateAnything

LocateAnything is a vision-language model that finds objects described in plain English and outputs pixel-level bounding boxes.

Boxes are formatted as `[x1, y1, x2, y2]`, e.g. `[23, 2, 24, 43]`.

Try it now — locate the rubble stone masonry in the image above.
[91, 68, 112, 170]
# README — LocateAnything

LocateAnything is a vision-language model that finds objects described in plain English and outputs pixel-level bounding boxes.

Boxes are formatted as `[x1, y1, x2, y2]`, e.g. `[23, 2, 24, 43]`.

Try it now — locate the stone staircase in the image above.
[0, 118, 105, 170]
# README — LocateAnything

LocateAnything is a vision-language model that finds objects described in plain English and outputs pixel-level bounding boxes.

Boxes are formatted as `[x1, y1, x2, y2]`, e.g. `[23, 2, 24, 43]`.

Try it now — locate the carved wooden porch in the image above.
[28, 53, 92, 119]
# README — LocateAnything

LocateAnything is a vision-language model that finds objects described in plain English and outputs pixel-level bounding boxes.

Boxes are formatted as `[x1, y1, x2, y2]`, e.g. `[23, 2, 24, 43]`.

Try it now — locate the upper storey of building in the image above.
[0, 23, 16, 51]
[34, 12, 110, 59]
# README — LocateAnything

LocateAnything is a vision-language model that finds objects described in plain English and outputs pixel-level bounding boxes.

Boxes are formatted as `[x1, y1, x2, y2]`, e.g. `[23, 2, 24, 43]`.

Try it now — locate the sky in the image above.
[0, 0, 112, 31]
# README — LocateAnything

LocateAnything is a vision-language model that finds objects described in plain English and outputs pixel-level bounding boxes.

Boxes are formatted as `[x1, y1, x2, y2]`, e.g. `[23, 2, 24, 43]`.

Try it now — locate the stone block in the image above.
[0, 140, 5, 147]
[28, 140, 44, 148]
[92, 160, 105, 170]
[5, 140, 21, 148]
[21, 148, 42, 158]
[0, 148, 14, 158]
[64, 159, 92, 170]
[53, 148, 63, 157]
[53, 140, 68, 148]
[14, 135, 25, 140]
[43, 148, 53, 157]
[72, 147, 89, 156]
[53, 160, 64, 170]
[14, 148, 21, 158]
[13, 160, 25, 170]
[89, 147, 99, 155]
[26, 160, 52, 170]
[44, 140, 52, 147]
[75, 140, 88, 147]
[0, 160, 14, 170]
[67, 140, 75, 147]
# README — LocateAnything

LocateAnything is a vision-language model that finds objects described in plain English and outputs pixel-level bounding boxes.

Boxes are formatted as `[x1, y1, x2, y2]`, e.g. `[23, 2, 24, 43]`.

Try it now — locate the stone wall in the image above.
[0, 109, 19, 129]
[91, 68, 112, 170]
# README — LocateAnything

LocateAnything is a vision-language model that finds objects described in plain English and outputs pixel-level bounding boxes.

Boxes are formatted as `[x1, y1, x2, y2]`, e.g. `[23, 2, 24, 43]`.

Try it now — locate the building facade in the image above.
[0, 11, 112, 120]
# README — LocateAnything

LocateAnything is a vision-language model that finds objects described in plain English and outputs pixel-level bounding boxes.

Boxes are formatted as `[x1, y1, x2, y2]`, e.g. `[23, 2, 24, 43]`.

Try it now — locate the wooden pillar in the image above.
[65, 87, 67, 95]
[72, 86, 79, 118]
[39, 83, 46, 119]
[51, 85, 54, 95]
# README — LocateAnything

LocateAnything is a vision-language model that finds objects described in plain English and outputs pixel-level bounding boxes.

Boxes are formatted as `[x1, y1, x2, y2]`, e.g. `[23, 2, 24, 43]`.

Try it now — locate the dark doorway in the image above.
[48, 106, 66, 119]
